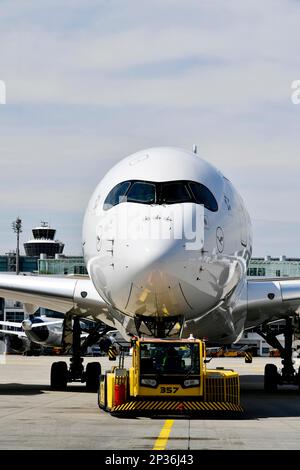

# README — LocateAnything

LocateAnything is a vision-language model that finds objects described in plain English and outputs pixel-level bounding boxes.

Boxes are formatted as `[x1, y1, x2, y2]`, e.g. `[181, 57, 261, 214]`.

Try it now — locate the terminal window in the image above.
[257, 268, 266, 276]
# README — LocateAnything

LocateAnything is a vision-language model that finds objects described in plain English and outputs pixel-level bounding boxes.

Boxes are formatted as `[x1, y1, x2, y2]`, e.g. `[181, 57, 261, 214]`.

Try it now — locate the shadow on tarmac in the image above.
[1, 374, 300, 420]
[0, 383, 91, 395]
[0, 384, 45, 395]
[240, 374, 300, 419]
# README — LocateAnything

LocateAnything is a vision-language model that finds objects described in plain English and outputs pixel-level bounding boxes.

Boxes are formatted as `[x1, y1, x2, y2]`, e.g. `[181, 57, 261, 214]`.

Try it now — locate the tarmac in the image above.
[0, 355, 300, 450]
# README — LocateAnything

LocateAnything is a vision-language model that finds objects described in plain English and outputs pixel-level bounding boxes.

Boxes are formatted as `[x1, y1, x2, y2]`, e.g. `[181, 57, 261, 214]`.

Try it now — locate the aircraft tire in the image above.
[50, 361, 68, 390]
[297, 367, 300, 391]
[86, 362, 101, 392]
[264, 363, 278, 392]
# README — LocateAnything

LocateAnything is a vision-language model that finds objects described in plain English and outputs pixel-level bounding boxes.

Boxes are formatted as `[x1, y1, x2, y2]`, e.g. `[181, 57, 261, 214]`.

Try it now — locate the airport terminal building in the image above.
[0, 222, 84, 324]
[247, 255, 300, 278]
[241, 256, 300, 355]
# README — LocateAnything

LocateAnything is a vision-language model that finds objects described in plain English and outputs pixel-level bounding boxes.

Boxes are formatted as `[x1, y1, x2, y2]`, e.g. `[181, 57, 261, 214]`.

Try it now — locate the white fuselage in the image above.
[83, 147, 252, 343]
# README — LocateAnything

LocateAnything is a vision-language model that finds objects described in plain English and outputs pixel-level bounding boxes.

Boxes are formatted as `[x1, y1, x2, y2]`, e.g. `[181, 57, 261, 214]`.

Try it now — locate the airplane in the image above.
[0, 316, 68, 354]
[0, 315, 118, 356]
[0, 146, 299, 392]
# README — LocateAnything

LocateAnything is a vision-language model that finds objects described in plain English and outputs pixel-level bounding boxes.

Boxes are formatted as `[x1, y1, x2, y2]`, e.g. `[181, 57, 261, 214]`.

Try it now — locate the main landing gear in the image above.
[50, 317, 104, 392]
[256, 317, 300, 392]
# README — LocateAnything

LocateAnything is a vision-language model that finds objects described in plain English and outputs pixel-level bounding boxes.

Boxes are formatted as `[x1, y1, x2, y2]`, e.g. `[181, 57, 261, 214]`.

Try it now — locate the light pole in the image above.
[12, 217, 22, 275]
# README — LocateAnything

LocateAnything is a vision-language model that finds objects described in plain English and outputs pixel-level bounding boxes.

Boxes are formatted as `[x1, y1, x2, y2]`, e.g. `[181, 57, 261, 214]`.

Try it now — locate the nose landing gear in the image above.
[134, 314, 185, 338]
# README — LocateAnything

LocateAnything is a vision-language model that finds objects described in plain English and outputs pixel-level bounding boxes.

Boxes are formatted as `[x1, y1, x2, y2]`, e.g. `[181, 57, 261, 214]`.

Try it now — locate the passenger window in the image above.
[126, 181, 156, 204]
[189, 182, 218, 212]
[161, 182, 192, 204]
[103, 181, 131, 210]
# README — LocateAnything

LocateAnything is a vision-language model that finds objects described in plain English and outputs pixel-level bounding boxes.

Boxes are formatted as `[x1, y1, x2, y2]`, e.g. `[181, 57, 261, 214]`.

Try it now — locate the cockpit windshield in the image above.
[126, 181, 156, 204]
[103, 180, 218, 212]
[160, 182, 192, 204]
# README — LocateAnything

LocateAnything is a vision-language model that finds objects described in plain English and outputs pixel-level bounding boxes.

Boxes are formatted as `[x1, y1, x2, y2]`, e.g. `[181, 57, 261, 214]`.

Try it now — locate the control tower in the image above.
[24, 221, 64, 257]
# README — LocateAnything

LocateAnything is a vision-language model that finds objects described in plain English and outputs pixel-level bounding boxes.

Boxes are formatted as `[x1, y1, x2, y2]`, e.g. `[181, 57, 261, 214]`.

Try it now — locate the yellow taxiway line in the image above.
[153, 419, 174, 450]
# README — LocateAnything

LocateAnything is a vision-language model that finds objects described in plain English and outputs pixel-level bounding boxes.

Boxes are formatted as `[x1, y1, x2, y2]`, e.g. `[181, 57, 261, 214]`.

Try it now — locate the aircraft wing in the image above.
[0, 274, 108, 318]
[245, 277, 300, 329]
[0, 320, 24, 328]
[0, 328, 26, 337]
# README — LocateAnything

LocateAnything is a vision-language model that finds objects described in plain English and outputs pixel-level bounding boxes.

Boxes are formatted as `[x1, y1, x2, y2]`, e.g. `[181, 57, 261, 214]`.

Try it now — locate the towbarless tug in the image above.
[98, 337, 242, 415]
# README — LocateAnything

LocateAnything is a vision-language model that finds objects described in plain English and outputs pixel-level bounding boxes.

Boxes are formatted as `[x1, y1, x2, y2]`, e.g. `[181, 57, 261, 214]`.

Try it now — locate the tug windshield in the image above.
[140, 342, 200, 376]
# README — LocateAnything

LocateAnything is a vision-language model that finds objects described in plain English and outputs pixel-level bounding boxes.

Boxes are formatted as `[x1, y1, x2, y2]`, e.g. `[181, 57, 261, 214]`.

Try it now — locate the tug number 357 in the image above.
[160, 386, 179, 394]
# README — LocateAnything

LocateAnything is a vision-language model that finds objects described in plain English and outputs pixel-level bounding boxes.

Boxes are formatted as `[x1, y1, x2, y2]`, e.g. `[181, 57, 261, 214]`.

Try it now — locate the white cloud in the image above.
[0, 0, 300, 254]
[0, 0, 299, 108]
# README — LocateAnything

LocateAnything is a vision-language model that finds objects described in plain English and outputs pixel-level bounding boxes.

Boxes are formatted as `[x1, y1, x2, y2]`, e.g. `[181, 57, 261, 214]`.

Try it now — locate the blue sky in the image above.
[0, 0, 300, 256]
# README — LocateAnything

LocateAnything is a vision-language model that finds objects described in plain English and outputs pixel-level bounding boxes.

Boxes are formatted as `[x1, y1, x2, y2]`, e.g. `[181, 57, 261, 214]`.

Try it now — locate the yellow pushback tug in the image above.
[98, 337, 243, 415]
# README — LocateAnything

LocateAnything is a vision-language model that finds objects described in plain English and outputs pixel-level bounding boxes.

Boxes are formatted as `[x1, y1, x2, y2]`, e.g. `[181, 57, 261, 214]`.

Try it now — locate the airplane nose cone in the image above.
[91, 204, 205, 320]
[112, 238, 193, 318]
[22, 319, 32, 331]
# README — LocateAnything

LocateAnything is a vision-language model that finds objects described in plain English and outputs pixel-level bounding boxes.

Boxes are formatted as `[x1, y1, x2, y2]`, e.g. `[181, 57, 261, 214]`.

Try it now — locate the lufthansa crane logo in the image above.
[216, 227, 224, 253]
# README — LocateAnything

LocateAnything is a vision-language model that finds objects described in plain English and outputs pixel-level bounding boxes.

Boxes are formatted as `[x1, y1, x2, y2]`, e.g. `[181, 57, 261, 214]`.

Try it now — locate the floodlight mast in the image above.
[12, 217, 22, 275]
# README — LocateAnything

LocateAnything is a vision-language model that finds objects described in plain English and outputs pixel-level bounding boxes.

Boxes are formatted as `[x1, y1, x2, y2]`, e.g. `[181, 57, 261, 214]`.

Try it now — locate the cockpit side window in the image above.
[188, 182, 218, 212]
[160, 182, 192, 204]
[126, 181, 156, 204]
[103, 181, 131, 210]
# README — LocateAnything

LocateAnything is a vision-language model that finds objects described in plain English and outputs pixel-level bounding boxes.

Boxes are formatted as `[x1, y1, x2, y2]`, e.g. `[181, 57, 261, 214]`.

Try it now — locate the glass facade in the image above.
[247, 257, 300, 277]
[38, 257, 87, 276]
[0, 255, 38, 273]
[0, 299, 25, 323]
[0, 255, 87, 275]
[5, 311, 25, 322]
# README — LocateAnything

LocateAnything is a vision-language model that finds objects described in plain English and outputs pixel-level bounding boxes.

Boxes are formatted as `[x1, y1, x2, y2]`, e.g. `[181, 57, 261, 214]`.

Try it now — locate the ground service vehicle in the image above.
[98, 337, 243, 415]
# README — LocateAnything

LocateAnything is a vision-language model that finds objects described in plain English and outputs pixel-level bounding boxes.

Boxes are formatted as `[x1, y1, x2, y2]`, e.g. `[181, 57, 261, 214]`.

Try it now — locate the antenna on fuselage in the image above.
[193, 144, 198, 154]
